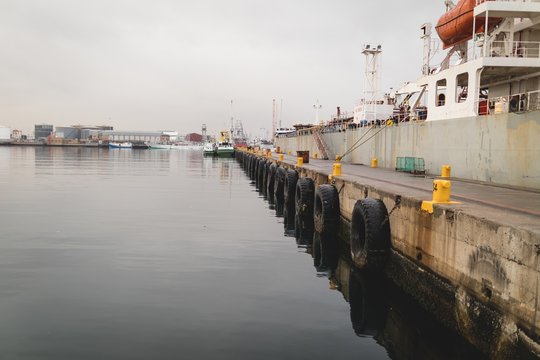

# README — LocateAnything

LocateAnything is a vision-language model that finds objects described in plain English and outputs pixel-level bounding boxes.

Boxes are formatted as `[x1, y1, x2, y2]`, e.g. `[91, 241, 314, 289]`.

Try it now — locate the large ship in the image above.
[276, 0, 540, 190]
[231, 119, 248, 149]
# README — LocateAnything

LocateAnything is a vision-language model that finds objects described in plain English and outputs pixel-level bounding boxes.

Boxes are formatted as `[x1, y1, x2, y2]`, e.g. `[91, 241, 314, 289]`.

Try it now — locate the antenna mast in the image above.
[272, 99, 276, 143]
[421, 23, 433, 75]
[230, 100, 234, 133]
[279, 99, 283, 129]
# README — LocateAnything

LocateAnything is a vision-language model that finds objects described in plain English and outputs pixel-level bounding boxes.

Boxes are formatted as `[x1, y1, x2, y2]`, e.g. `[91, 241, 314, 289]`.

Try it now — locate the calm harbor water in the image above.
[0, 146, 484, 359]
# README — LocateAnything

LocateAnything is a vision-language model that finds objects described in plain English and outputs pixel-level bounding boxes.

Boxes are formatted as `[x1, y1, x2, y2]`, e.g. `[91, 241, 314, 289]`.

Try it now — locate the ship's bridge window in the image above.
[456, 73, 468, 103]
[436, 79, 446, 107]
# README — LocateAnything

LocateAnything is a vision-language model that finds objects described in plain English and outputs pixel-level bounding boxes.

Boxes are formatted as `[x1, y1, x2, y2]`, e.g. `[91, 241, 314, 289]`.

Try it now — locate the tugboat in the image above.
[216, 130, 234, 157]
[202, 142, 217, 156]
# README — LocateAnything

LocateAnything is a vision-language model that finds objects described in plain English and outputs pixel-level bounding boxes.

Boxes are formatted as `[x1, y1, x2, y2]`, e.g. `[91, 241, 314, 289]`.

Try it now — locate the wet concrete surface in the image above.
[275, 154, 540, 233]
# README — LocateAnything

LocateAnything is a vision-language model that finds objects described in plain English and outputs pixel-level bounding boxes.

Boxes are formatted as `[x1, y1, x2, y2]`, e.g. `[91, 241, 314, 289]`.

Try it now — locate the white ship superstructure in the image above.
[275, 0, 540, 189]
[402, 0, 540, 122]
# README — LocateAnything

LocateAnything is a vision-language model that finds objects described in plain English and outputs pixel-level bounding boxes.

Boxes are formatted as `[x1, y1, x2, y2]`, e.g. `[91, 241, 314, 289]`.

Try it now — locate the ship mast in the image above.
[361, 44, 382, 122]
[230, 100, 234, 135]
[272, 99, 276, 143]
[279, 99, 283, 129]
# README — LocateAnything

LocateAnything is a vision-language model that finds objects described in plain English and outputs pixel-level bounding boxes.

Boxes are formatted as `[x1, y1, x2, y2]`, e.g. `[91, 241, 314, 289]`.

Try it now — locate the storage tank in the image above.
[0, 126, 11, 142]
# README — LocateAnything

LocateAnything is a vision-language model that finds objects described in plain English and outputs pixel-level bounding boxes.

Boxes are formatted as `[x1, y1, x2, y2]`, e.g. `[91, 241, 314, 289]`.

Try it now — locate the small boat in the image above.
[109, 142, 133, 149]
[203, 142, 216, 156]
[147, 143, 172, 150]
[216, 131, 234, 157]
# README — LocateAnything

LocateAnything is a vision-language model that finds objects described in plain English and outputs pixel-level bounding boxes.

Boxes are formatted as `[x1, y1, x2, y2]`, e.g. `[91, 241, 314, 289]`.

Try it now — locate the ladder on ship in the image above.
[312, 126, 331, 160]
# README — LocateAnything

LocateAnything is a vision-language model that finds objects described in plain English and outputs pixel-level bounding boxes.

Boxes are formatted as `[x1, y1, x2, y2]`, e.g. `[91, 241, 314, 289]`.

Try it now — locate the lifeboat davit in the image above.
[436, 0, 501, 49]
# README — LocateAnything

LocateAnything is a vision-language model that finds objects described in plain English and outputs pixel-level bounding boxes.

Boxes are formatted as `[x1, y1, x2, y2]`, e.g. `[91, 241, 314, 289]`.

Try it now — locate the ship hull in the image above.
[275, 112, 540, 189]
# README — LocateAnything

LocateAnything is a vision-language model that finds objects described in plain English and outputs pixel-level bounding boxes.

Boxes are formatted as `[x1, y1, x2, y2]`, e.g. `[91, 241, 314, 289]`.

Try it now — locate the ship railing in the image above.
[476, 89, 540, 115]
[481, 40, 540, 59]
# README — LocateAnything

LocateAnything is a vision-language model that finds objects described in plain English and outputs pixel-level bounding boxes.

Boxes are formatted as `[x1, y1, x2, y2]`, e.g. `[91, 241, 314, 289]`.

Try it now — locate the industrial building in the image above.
[35, 124, 53, 140]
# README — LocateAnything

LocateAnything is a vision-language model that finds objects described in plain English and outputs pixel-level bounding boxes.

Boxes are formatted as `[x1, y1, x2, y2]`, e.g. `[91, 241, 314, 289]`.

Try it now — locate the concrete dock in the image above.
[241, 150, 540, 358]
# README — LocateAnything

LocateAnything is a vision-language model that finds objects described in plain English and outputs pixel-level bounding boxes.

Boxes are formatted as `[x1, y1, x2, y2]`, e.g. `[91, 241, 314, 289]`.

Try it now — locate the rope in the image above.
[339, 123, 388, 160]
[339, 126, 374, 159]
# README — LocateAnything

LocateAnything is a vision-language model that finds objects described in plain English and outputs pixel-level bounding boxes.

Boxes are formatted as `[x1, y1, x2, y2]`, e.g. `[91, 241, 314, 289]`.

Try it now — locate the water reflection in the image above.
[311, 232, 339, 274]
[306, 232, 487, 360]
[238, 158, 487, 359]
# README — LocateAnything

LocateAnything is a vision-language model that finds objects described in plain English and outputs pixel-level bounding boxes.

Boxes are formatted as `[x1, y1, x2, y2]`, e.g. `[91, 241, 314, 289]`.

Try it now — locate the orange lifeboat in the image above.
[436, 0, 501, 49]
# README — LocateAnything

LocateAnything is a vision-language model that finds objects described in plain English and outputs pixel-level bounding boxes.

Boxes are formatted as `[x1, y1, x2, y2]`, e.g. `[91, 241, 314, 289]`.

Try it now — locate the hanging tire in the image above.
[267, 163, 277, 202]
[262, 162, 269, 196]
[350, 198, 391, 271]
[314, 184, 340, 236]
[253, 157, 260, 180]
[283, 169, 298, 227]
[250, 156, 255, 179]
[257, 159, 266, 189]
[295, 177, 315, 239]
[251, 157, 258, 180]
[274, 167, 286, 212]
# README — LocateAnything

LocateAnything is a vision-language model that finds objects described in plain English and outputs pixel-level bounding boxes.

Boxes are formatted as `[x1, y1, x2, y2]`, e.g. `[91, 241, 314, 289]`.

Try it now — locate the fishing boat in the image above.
[231, 119, 248, 149]
[216, 130, 234, 157]
[203, 142, 217, 156]
[108, 142, 132, 149]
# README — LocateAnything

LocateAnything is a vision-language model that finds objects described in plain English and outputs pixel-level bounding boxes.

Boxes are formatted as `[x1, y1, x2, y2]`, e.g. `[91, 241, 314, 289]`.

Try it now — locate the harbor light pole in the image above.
[313, 99, 323, 125]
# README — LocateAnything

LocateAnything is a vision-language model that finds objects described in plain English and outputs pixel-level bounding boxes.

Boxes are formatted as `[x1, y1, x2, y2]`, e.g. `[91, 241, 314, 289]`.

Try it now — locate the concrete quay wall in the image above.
[277, 111, 540, 189]
[261, 155, 540, 357]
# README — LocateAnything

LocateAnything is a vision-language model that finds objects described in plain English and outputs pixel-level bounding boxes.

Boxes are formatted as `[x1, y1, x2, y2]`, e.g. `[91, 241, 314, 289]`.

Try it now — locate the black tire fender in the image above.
[274, 167, 286, 206]
[295, 177, 315, 237]
[350, 198, 391, 271]
[267, 163, 277, 200]
[313, 184, 340, 235]
[257, 159, 266, 188]
[283, 169, 298, 225]
[261, 162, 269, 195]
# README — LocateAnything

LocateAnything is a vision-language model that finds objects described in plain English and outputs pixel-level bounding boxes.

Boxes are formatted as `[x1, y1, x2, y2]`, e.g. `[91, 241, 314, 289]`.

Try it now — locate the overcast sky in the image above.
[1, 0, 445, 138]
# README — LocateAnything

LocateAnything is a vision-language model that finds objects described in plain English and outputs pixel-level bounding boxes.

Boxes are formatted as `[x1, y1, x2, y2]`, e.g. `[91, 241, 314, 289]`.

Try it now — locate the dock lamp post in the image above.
[313, 99, 323, 125]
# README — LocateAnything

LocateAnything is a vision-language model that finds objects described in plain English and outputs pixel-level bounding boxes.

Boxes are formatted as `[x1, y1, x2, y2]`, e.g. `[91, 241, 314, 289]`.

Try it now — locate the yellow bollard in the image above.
[433, 180, 451, 202]
[279, 154, 284, 161]
[421, 179, 461, 213]
[333, 162, 342, 176]
[441, 165, 451, 178]
[297, 157, 303, 166]
[314, 153, 318, 159]
[288, 151, 291, 155]
[267, 150, 272, 157]
[371, 158, 378, 168]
